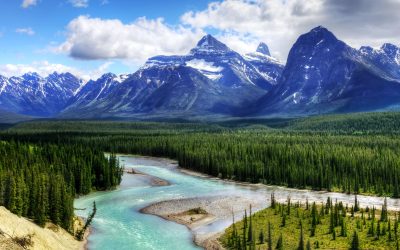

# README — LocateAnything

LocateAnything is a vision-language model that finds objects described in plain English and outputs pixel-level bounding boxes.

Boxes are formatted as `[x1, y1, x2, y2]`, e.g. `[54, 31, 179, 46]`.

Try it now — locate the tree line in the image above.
[2, 119, 400, 199]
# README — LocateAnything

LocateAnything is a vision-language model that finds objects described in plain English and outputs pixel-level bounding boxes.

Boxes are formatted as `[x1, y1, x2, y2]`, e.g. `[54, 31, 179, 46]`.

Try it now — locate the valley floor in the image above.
[137, 158, 400, 250]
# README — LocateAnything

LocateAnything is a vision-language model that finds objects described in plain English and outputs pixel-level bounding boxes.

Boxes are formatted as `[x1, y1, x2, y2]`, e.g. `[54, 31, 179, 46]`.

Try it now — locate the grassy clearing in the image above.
[220, 196, 399, 249]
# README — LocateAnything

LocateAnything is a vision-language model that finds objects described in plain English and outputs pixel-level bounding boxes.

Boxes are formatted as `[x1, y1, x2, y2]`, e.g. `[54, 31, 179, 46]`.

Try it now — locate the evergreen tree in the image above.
[248, 205, 253, 243]
[258, 229, 264, 244]
[268, 222, 272, 250]
[298, 220, 304, 250]
[275, 234, 283, 250]
[306, 240, 311, 250]
[381, 197, 388, 222]
[350, 230, 360, 250]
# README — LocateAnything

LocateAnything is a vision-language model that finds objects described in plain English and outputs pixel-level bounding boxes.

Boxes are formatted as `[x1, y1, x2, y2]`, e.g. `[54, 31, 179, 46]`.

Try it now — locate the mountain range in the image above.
[1, 26, 399, 121]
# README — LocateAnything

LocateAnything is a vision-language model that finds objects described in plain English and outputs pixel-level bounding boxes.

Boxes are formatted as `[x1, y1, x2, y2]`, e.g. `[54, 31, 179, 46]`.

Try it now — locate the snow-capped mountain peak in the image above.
[190, 34, 231, 55]
[381, 43, 400, 65]
[256, 42, 271, 56]
[0, 72, 82, 116]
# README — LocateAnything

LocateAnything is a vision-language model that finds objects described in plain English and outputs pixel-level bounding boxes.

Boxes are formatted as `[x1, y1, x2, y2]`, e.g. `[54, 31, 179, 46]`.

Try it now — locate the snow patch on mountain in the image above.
[186, 59, 223, 73]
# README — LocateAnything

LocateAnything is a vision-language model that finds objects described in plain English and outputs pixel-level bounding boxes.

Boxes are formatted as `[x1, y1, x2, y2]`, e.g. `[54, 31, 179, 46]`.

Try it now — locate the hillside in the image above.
[286, 112, 400, 134]
[0, 206, 85, 250]
[0, 109, 34, 124]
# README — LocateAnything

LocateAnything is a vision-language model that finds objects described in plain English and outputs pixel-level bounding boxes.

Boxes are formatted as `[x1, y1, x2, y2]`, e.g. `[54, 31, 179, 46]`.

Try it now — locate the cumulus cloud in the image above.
[181, 0, 400, 61]
[69, 0, 89, 8]
[56, 15, 204, 64]
[21, 0, 37, 8]
[55, 0, 400, 63]
[0, 61, 112, 81]
[16, 27, 35, 36]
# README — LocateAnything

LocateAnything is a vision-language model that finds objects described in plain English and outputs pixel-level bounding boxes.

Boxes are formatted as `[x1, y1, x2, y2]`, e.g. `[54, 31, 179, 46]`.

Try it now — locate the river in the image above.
[74, 155, 400, 250]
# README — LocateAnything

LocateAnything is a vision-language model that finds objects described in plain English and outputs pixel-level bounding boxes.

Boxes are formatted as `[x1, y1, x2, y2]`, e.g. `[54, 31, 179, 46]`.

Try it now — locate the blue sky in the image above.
[0, 0, 212, 78]
[0, 0, 399, 80]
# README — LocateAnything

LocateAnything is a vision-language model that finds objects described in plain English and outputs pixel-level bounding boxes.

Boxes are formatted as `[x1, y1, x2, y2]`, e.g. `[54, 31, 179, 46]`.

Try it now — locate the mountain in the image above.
[0, 72, 82, 116]
[149, 35, 282, 90]
[61, 73, 128, 117]
[4, 29, 400, 120]
[60, 35, 283, 118]
[254, 26, 400, 116]
[360, 43, 400, 79]
[0, 108, 33, 123]
[244, 42, 284, 85]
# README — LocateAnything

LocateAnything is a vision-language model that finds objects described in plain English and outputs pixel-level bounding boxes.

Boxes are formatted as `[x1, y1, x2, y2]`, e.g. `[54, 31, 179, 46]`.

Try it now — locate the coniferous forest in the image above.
[0, 140, 122, 232]
[1, 112, 400, 233]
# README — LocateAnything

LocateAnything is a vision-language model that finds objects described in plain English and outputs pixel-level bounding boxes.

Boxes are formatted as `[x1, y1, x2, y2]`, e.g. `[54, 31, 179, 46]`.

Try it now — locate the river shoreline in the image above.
[80, 154, 400, 250]
[140, 195, 264, 249]
[134, 155, 400, 250]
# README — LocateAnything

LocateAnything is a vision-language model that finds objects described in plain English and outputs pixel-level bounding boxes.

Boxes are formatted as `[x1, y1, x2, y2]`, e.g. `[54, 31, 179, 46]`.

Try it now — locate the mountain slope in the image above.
[0, 72, 82, 116]
[0, 206, 84, 250]
[254, 26, 400, 116]
[60, 35, 283, 118]
[0, 108, 33, 123]
[244, 42, 284, 85]
[61, 73, 128, 117]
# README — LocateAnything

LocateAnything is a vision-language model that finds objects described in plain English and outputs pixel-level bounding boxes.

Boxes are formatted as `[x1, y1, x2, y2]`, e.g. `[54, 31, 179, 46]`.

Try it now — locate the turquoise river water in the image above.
[74, 155, 400, 250]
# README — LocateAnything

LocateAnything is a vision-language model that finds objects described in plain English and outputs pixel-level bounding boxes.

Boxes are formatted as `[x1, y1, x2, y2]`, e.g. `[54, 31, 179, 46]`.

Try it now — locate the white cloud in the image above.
[216, 32, 260, 55]
[56, 15, 204, 64]
[0, 61, 112, 81]
[55, 0, 400, 64]
[15, 27, 35, 36]
[21, 0, 37, 8]
[181, 0, 325, 60]
[69, 0, 89, 8]
[181, 0, 400, 61]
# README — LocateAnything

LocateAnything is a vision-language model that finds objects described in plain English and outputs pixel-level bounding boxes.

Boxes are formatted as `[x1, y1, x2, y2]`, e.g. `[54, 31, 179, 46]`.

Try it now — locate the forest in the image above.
[0, 140, 123, 233]
[0, 111, 400, 234]
[220, 195, 399, 249]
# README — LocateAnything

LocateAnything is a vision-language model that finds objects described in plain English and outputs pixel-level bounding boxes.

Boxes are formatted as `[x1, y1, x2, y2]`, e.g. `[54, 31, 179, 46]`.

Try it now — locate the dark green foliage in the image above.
[298, 220, 304, 250]
[3, 118, 400, 197]
[381, 197, 388, 222]
[0, 141, 122, 231]
[306, 240, 311, 250]
[288, 112, 400, 134]
[268, 222, 272, 250]
[350, 230, 360, 250]
[275, 234, 283, 250]
[258, 229, 264, 244]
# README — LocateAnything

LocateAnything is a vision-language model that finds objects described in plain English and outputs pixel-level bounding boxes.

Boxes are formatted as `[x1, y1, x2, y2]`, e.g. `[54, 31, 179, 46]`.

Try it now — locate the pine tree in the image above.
[271, 193, 276, 209]
[376, 221, 381, 240]
[298, 220, 305, 250]
[354, 195, 360, 212]
[281, 214, 286, 227]
[306, 240, 311, 250]
[350, 230, 360, 250]
[248, 205, 253, 243]
[341, 219, 347, 237]
[268, 222, 272, 250]
[381, 197, 388, 222]
[259, 230, 264, 244]
[275, 233, 283, 250]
